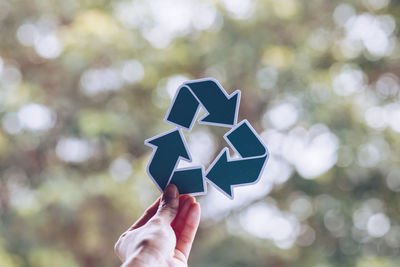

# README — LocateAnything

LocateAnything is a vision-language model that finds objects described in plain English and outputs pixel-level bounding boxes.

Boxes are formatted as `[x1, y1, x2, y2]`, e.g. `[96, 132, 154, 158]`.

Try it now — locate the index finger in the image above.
[129, 197, 161, 231]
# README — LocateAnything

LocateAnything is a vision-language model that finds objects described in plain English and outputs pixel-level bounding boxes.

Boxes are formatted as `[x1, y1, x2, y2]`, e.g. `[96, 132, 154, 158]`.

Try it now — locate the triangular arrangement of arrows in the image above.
[145, 78, 269, 199]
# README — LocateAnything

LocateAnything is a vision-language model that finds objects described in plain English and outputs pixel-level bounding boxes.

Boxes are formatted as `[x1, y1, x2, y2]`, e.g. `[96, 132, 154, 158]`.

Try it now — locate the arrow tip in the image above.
[199, 90, 240, 127]
[205, 149, 234, 198]
[145, 129, 190, 161]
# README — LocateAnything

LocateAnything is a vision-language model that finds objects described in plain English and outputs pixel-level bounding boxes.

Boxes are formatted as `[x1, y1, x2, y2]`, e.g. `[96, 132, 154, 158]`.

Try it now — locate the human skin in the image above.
[114, 184, 201, 267]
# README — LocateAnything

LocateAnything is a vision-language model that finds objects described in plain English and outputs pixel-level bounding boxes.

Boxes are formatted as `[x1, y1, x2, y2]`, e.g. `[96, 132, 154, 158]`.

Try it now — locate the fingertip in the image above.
[164, 184, 179, 200]
[188, 202, 201, 222]
[179, 195, 195, 210]
[179, 194, 188, 200]
[194, 202, 201, 213]
[179, 194, 192, 205]
[179, 197, 195, 219]
[156, 184, 180, 223]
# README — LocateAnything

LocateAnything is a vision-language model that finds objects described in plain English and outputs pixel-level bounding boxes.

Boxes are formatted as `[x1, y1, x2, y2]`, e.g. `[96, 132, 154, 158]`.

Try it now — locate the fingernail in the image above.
[164, 184, 178, 199]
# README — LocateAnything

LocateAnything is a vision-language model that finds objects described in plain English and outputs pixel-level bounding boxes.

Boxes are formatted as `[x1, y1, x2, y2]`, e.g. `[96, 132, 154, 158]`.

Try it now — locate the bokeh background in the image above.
[1, 0, 400, 266]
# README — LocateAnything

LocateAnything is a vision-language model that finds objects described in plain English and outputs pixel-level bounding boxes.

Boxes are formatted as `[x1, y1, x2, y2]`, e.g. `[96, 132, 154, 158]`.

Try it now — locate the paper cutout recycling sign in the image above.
[145, 78, 269, 199]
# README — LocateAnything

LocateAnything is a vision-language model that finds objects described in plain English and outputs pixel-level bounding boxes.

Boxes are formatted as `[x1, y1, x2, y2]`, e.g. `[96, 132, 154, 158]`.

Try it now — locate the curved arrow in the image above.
[165, 78, 241, 130]
[145, 129, 206, 194]
[205, 120, 269, 199]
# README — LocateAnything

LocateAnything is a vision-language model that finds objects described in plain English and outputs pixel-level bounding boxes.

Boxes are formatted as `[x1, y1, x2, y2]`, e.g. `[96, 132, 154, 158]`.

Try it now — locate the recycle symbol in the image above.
[145, 78, 269, 199]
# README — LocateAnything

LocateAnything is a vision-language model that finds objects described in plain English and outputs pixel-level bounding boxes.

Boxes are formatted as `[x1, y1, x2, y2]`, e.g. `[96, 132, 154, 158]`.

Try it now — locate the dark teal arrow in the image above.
[205, 120, 269, 199]
[145, 129, 191, 191]
[166, 78, 240, 129]
[206, 149, 267, 197]
[186, 79, 240, 126]
[145, 129, 206, 194]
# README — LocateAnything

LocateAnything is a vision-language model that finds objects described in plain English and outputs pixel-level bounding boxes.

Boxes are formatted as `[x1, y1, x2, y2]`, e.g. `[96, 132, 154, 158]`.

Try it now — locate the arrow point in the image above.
[206, 149, 234, 197]
[219, 149, 229, 162]
[215, 151, 234, 198]
[199, 92, 239, 126]
[146, 130, 190, 160]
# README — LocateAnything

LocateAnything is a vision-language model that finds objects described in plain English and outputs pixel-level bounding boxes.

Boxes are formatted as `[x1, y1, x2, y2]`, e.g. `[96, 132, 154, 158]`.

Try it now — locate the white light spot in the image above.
[267, 125, 338, 180]
[386, 170, 400, 192]
[240, 202, 299, 249]
[377, 15, 396, 36]
[365, 106, 387, 129]
[34, 34, 63, 59]
[344, 13, 393, 58]
[353, 207, 373, 230]
[221, 0, 254, 20]
[261, 129, 285, 155]
[266, 103, 298, 130]
[339, 38, 363, 59]
[121, 60, 144, 84]
[285, 126, 339, 179]
[367, 213, 390, 237]
[1, 66, 22, 88]
[376, 73, 399, 98]
[9, 185, 38, 212]
[257, 67, 278, 90]
[16, 23, 39, 46]
[357, 144, 378, 167]
[165, 75, 189, 99]
[109, 157, 133, 182]
[290, 197, 313, 221]
[259, 154, 293, 185]
[363, 0, 391, 10]
[193, 3, 217, 30]
[18, 103, 55, 131]
[114, 0, 217, 48]
[56, 138, 92, 163]
[333, 65, 366, 96]
[81, 67, 123, 95]
[333, 4, 355, 26]
[357, 143, 382, 168]
[386, 103, 400, 132]
[178, 129, 215, 167]
[308, 28, 331, 52]
[2, 113, 22, 134]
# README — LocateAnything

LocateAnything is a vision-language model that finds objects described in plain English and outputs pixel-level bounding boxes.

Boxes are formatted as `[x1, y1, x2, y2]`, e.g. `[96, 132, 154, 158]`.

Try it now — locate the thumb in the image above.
[155, 184, 179, 224]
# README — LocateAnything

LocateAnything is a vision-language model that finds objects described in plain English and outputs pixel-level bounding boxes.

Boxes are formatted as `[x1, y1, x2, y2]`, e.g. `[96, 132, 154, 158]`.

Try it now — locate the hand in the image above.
[114, 184, 201, 267]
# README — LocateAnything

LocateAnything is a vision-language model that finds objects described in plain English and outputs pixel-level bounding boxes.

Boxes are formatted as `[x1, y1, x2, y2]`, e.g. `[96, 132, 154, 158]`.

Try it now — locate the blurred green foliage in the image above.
[1, 0, 400, 266]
